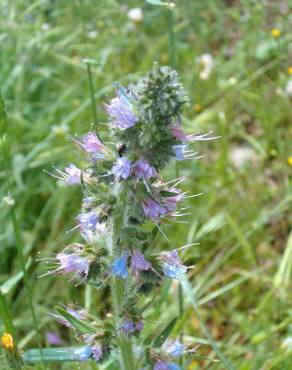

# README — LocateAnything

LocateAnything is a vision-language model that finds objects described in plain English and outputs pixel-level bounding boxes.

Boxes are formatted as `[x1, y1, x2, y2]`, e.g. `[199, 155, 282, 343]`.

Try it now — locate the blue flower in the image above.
[105, 91, 137, 130]
[121, 318, 135, 335]
[92, 342, 103, 362]
[132, 158, 156, 180]
[143, 198, 167, 220]
[154, 362, 181, 370]
[162, 339, 185, 357]
[131, 250, 151, 274]
[173, 145, 187, 161]
[73, 346, 92, 361]
[56, 253, 89, 278]
[112, 157, 132, 179]
[77, 211, 99, 231]
[163, 263, 187, 279]
[112, 255, 128, 279]
[168, 363, 181, 370]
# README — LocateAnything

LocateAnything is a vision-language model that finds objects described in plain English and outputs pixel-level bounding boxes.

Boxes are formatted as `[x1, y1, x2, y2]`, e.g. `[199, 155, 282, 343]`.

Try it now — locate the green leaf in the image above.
[152, 317, 177, 347]
[0, 259, 31, 295]
[0, 92, 8, 136]
[22, 347, 91, 363]
[181, 276, 236, 370]
[56, 307, 96, 334]
[146, 0, 175, 8]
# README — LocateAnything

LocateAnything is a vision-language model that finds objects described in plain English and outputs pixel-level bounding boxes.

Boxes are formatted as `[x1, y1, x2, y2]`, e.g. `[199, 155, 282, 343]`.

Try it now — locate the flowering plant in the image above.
[45, 65, 214, 369]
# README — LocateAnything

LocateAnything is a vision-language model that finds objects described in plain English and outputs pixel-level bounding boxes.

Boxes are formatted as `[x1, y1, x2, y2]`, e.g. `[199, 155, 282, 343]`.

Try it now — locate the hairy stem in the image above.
[111, 279, 136, 370]
[110, 183, 137, 370]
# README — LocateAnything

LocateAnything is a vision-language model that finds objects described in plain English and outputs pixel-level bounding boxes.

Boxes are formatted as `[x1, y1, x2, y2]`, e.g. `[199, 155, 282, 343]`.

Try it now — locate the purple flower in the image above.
[112, 157, 132, 179]
[132, 158, 156, 180]
[121, 318, 135, 335]
[170, 123, 188, 141]
[135, 321, 144, 332]
[46, 332, 62, 346]
[162, 339, 185, 357]
[163, 188, 182, 212]
[131, 250, 151, 274]
[112, 255, 128, 279]
[66, 306, 85, 320]
[51, 306, 85, 328]
[170, 122, 218, 143]
[83, 132, 103, 153]
[77, 211, 99, 231]
[154, 362, 180, 370]
[64, 164, 81, 184]
[173, 145, 187, 161]
[92, 342, 103, 362]
[143, 198, 166, 220]
[56, 252, 89, 278]
[154, 362, 169, 370]
[163, 250, 181, 265]
[105, 93, 137, 130]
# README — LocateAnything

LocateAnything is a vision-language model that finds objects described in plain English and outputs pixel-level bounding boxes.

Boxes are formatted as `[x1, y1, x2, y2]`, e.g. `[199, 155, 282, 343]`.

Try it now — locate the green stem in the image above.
[167, 1, 184, 327]
[109, 185, 137, 370]
[0, 291, 17, 339]
[167, 6, 176, 69]
[111, 279, 136, 370]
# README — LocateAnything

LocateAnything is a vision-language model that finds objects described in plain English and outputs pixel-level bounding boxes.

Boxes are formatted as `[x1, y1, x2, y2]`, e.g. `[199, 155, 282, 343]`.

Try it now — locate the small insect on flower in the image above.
[112, 157, 132, 179]
[1, 332, 14, 351]
[105, 90, 137, 130]
[143, 198, 167, 220]
[131, 250, 151, 275]
[132, 158, 157, 180]
[111, 255, 128, 279]
[56, 252, 90, 278]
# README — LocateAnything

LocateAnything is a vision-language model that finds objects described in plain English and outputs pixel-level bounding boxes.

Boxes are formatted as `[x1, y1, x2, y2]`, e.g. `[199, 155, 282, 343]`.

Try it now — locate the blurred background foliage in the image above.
[0, 0, 292, 369]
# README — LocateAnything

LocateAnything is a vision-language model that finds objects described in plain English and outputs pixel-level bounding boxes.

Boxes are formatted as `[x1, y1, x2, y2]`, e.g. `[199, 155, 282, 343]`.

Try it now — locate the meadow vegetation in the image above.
[0, 0, 292, 369]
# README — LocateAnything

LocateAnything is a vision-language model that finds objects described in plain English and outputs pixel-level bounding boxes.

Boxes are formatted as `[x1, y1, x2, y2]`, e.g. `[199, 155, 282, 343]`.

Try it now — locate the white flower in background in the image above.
[228, 76, 237, 85]
[285, 80, 292, 98]
[88, 30, 98, 39]
[51, 123, 69, 136]
[127, 8, 143, 23]
[196, 53, 214, 80]
[282, 337, 292, 351]
[3, 195, 15, 207]
[229, 146, 259, 169]
[41, 23, 50, 31]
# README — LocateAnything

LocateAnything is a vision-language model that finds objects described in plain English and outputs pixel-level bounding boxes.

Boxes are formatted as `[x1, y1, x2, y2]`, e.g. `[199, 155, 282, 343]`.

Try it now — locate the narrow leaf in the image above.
[152, 317, 177, 347]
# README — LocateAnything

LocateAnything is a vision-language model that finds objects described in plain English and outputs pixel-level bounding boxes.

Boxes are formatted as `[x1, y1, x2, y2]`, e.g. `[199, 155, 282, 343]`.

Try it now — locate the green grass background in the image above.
[0, 0, 292, 369]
